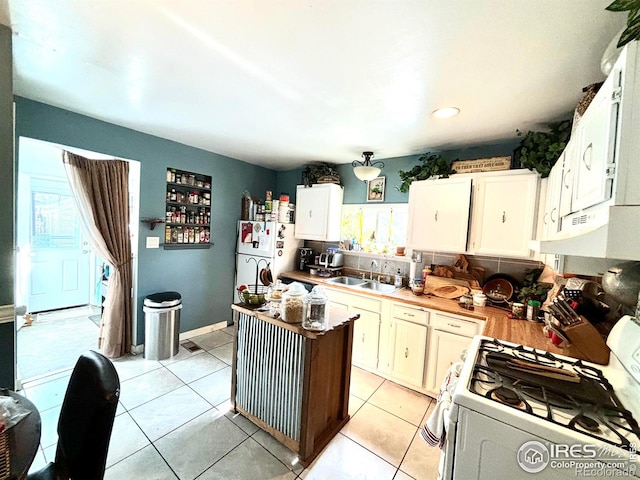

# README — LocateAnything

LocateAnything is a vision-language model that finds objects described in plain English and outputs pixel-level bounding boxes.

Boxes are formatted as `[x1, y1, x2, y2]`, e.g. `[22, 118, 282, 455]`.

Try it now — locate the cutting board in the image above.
[424, 276, 471, 299]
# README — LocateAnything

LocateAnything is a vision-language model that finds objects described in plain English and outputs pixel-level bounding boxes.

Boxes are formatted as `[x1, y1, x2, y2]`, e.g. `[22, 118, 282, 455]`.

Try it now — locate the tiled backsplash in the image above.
[303, 240, 541, 284]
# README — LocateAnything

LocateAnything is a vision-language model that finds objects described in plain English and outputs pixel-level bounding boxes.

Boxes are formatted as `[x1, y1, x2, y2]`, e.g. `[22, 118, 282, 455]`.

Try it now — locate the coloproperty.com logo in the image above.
[517, 440, 637, 477]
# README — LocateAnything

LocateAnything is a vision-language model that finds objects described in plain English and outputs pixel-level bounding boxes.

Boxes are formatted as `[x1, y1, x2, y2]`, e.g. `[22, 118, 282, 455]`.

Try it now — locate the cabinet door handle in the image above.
[550, 207, 558, 223]
[434, 210, 438, 222]
[362, 333, 365, 343]
[583, 143, 592, 171]
[405, 347, 409, 358]
[405, 313, 415, 317]
[563, 169, 572, 189]
[502, 211, 506, 223]
[543, 212, 548, 225]
[447, 323, 461, 328]
[308, 210, 312, 218]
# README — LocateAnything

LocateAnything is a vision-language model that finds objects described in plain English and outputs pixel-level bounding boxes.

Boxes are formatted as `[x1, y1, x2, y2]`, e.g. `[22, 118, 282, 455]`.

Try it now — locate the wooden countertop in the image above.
[279, 270, 594, 361]
[231, 303, 359, 339]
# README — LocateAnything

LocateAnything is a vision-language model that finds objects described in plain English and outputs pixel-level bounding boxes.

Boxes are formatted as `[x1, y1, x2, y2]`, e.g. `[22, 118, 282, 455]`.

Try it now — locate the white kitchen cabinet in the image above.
[407, 177, 472, 252]
[352, 309, 382, 370]
[325, 287, 388, 371]
[469, 171, 539, 258]
[543, 158, 563, 240]
[571, 72, 618, 213]
[295, 184, 343, 241]
[558, 139, 576, 219]
[425, 312, 482, 393]
[379, 303, 429, 388]
[391, 319, 428, 386]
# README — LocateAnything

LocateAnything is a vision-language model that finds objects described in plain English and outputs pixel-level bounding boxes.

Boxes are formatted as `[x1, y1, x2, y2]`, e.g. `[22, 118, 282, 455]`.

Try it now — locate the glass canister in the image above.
[280, 282, 306, 324]
[302, 286, 328, 331]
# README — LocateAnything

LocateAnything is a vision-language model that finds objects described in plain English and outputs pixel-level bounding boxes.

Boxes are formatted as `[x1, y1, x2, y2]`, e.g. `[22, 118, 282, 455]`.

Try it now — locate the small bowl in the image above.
[411, 284, 425, 296]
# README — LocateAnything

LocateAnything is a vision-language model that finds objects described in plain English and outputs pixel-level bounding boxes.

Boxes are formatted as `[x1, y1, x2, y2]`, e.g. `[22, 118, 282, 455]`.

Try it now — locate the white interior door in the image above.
[24, 177, 91, 312]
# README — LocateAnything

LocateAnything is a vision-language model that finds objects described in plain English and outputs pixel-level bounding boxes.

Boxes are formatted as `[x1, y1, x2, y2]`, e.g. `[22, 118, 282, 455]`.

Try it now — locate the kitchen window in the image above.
[341, 203, 408, 253]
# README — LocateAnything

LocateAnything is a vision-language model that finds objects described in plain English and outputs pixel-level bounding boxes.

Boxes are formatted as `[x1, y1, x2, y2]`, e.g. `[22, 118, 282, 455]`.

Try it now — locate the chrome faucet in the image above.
[369, 260, 378, 280]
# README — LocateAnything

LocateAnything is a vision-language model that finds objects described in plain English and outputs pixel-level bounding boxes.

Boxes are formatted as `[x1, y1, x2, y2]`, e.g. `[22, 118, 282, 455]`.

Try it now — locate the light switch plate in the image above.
[146, 236, 160, 249]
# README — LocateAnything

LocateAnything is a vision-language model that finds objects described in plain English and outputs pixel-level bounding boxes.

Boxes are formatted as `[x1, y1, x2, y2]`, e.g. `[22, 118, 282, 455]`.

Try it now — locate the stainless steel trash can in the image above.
[143, 291, 182, 360]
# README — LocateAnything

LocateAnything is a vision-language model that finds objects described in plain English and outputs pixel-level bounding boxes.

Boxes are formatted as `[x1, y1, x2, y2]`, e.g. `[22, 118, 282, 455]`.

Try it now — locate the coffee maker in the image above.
[297, 248, 315, 271]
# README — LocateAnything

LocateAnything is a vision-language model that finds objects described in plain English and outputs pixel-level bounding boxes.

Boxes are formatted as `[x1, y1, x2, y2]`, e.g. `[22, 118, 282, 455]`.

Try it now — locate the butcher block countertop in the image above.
[279, 270, 594, 361]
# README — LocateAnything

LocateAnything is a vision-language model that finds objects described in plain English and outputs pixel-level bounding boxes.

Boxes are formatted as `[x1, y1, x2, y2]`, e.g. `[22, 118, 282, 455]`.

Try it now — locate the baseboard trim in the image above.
[179, 321, 227, 341]
[0, 304, 14, 325]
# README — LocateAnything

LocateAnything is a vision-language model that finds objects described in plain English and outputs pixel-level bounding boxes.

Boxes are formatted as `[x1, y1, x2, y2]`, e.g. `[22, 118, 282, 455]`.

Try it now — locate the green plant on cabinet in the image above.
[396, 152, 456, 193]
[516, 119, 572, 178]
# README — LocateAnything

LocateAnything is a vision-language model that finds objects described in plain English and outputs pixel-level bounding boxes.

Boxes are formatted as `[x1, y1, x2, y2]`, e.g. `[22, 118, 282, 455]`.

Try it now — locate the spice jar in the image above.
[526, 300, 541, 322]
[459, 293, 474, 310]
[302, 286, 328, 331]
[281, 282, 306, 324]
[512, 302, 525, 319]
[473, 292, 487, 306]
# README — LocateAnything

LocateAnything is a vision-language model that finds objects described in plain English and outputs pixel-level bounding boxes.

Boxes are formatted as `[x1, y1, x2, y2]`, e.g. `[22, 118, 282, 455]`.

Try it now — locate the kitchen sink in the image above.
[324, 276, 398, 294]
[324, 276, 367, 287]
[356, 281, 398, 294]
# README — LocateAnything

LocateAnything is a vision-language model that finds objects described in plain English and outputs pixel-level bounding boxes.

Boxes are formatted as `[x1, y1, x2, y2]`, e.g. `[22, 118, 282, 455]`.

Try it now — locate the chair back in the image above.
[56, 350, 120, 479]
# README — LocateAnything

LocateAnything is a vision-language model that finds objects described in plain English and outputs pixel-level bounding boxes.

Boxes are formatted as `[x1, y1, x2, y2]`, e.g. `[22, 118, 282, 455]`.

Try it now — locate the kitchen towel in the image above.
[420, 362, 463, 449]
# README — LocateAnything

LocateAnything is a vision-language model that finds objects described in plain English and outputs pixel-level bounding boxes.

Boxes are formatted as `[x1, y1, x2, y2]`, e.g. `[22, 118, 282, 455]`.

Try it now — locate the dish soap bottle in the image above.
[394, 269, 403, 288]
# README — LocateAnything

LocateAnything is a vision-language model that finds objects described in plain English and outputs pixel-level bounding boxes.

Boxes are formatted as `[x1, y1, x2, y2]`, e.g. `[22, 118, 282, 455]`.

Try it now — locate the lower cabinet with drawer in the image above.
[425, 312, 483, 394]
[327, 287, 484, 396]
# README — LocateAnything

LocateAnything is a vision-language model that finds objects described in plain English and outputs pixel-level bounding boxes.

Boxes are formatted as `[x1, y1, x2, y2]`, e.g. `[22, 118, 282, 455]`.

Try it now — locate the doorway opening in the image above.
[15, 137, 140, 384]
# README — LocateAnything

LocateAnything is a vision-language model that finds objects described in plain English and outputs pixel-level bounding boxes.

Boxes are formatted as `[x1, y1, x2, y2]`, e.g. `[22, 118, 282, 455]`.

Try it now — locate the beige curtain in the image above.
[62, 151, 132, 358]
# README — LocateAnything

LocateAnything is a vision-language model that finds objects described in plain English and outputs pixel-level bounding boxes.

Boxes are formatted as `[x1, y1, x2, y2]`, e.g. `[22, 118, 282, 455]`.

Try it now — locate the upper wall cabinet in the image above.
[469, 171, 539, 258]
[571, 70, 618, 213]
[540, 42, 640, 260]
[407, 170, 539, 259]
[295, 184, 344, 241]
[407, 177, 472, 253]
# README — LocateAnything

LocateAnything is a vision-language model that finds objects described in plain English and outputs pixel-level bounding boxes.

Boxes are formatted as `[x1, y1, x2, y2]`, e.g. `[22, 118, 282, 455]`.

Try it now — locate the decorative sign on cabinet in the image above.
[165, 168, 212, 249]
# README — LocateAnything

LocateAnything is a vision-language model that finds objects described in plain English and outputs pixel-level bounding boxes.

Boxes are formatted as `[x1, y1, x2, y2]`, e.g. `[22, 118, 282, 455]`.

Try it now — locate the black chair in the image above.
[27, 350, 120, 480]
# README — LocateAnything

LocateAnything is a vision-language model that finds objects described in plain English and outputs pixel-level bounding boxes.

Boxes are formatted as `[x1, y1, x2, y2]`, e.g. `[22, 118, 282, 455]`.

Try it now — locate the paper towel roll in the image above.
[410, 261, 417, 281]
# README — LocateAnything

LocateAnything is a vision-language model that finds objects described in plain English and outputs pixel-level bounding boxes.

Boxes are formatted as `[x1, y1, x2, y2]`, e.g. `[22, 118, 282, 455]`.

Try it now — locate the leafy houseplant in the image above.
[396, 152, 456, 193]
[517, 268, 552, 304]
[301, 162, 340, 187]
[516, 119, 572, 178]
[606, 0, 640, 48]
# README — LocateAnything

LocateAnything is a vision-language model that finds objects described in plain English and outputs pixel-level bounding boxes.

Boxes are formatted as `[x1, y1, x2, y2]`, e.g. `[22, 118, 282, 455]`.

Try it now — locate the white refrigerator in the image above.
[235, 220, 302, 293]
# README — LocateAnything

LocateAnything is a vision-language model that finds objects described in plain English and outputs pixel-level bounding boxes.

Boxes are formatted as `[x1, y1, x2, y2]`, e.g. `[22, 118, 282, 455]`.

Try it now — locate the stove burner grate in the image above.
[468, 339, 640, 448]
[572, 414, 601, 433]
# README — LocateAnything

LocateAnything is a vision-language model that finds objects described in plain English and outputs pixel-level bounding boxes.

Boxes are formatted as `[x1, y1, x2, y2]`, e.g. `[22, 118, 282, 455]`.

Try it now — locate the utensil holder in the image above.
[563, 317, 610, 365]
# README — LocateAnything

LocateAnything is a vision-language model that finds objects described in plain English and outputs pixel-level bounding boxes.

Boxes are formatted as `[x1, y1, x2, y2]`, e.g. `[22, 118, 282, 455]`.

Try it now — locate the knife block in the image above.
[563, 317, 610, 365]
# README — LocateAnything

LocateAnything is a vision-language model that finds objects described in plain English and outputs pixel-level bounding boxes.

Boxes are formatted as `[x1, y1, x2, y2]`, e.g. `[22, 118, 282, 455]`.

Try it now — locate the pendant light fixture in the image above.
[352, 151, 384, 182]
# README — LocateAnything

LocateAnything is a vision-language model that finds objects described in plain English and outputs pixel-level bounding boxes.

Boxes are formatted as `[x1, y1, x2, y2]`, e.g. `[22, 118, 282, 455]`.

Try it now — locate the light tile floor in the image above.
[22, 326, 442, 479]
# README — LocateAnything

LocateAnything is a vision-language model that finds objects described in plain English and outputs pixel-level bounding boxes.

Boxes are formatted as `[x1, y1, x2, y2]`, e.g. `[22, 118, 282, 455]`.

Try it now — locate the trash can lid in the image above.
[144, 291, 182, 308]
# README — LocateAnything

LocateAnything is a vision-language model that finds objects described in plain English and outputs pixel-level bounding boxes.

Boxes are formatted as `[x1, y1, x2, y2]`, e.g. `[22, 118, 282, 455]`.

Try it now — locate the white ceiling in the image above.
[0, 0, 626, 170]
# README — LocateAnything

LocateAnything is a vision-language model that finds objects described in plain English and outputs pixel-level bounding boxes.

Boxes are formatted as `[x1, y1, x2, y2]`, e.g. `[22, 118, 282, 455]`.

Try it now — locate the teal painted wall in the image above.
[14, 97, 277, 345]
[277, 141, 521, 205]
[0, 25, 14, 388]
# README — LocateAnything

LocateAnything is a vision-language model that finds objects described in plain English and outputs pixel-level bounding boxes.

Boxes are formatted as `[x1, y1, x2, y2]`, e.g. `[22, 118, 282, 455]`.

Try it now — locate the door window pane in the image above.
[31, 191, 79, 248]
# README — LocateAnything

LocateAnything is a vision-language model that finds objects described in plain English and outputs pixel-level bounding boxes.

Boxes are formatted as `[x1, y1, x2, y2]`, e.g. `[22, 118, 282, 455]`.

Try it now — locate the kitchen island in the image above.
[230, 303, 359, 467]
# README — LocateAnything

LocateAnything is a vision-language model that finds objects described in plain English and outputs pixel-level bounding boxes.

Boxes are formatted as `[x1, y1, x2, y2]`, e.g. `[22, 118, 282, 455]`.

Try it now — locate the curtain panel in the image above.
[62, 151, 132, 358]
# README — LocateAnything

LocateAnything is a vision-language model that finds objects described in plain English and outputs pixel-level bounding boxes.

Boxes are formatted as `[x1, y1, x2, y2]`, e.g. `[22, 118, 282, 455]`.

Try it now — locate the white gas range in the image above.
[441, 315, 640, 479]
